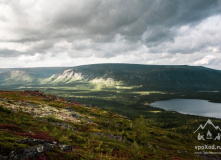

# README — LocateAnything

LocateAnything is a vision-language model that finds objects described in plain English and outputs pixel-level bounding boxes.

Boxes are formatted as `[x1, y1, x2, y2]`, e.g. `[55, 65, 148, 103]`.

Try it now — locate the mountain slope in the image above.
[42, 69, 83, 84]
[1, 64, 221, 91]
[0, 90, 216, 160]
[0, 67, 68, 85]
[44, 64, 221, 91]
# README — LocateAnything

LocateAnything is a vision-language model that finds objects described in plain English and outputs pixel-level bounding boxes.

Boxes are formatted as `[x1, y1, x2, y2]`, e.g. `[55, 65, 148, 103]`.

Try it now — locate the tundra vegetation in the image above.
[0, 90, 221, 160]
[1, 64, 221, 159]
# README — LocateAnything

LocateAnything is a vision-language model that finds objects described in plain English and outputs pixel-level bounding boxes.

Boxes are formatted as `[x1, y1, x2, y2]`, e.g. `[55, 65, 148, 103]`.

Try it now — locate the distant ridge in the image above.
[1, 63, 221, 91]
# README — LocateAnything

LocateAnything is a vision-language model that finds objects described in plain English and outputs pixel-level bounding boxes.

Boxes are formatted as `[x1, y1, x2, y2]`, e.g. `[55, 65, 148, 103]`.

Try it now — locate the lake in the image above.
[150, 99, 221, 119]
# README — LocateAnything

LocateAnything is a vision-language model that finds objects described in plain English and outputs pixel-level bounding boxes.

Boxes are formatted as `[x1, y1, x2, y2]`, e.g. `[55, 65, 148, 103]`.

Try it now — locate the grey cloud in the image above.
[50, 0, 220, 45]
[141, 27, 175, 45]
[30, 40, 55, 54]
[0, 0, 221, 58]
[0, 49, 22, 57]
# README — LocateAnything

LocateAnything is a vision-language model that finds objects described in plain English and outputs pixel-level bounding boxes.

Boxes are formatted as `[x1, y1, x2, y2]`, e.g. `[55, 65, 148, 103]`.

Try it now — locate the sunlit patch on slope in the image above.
[4, 70, 34, 84]
[133, 91, 166, 95]
[42, 69, 83, 84]
[89, 78, 124, 89]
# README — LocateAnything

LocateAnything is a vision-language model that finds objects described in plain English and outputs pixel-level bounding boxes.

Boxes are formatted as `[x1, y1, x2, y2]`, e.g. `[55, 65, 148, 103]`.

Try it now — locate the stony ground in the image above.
[0, 90, 215, 160]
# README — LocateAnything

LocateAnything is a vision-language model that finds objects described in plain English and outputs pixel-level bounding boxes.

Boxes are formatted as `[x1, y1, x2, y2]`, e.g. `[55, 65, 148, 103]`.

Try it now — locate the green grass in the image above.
[0, 90, 217, 159]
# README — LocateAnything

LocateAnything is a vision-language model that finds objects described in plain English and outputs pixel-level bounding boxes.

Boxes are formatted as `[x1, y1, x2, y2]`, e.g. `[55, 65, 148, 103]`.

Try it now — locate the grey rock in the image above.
[58, 144, 73, 152]
[9, 147, 41, 160]
[8, 138, 72, 160]
[17, 138, 55, 145]
[0, 155, 8, 160]
[8, 143, 52, 160]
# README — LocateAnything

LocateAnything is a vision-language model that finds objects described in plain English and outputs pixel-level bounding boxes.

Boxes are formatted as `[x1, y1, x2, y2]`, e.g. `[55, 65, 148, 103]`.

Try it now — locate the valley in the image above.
[1, 64, 221, 159]
[1, 64, 221, 118]
[0, 90, 221, 159]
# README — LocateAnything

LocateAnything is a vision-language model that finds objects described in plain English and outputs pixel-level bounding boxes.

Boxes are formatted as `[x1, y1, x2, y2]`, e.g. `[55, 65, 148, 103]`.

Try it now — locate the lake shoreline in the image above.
[150, 99, 221, 119]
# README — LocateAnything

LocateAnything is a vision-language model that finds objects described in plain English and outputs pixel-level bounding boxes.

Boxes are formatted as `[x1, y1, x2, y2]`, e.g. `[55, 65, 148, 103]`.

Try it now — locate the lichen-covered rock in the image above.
[0, 155, 8, 160]
[8, 138, 72, 160]
[8, 143, 53, 160]
[58, 144, 73, 152]
[9, 147, 41, 160]
[17, 138, 56, 145]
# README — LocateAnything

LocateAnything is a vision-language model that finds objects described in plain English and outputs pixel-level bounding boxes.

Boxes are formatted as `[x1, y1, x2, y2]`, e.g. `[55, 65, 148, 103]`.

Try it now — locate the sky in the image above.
[0, 0, 221, 69]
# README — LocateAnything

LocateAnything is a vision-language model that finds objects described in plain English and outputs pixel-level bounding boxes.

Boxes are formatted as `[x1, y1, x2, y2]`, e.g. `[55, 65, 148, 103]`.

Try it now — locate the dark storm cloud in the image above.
[0, 0, 221, 58]
[47, 0, 220, 43]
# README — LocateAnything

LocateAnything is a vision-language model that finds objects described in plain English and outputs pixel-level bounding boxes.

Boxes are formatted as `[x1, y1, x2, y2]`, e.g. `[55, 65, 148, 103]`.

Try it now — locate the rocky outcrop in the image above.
[43, 69, 83, 84]
[8, 144, 51, 160]
[0, 155, 8, 160]
[2, 138, 73, 160]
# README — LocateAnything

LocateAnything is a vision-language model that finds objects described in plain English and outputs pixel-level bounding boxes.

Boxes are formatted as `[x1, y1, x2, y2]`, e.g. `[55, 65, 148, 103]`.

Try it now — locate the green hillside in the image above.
[0, 90, 221, 160]
[1, 64, 221, 118]
[1, 64, 221, 91]
[1, 64, 221, 159]
[65, 64, 221, 91]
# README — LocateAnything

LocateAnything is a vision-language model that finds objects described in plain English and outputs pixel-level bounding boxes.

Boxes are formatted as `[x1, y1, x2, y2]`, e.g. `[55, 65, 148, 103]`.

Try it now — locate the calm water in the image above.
[150, 99, 221, 119]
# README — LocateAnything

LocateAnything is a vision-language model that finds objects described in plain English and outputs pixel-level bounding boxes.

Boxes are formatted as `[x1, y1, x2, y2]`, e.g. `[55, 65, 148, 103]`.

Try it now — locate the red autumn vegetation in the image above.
[0, 124, 23, 132]
[16, 131, 58, 142]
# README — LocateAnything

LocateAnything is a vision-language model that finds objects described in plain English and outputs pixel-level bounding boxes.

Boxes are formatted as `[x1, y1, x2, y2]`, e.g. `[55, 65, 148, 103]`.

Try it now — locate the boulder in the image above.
[9, 147, 41, 160]
[9, 138, 73, 160]
[0, 155, 8, 160]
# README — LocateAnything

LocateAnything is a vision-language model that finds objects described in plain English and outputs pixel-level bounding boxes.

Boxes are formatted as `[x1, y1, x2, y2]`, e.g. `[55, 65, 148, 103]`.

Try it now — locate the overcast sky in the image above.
[0, 0, 221, 69]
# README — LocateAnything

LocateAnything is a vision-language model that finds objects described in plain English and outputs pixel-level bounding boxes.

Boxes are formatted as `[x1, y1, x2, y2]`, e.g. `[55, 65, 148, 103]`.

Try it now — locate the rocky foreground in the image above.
[0, 90, 215, 160]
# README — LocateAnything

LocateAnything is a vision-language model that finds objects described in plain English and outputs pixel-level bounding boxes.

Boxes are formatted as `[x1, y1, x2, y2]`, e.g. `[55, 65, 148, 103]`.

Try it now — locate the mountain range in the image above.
[1, 63, 221, 91]
[1, 64, 221, 159]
